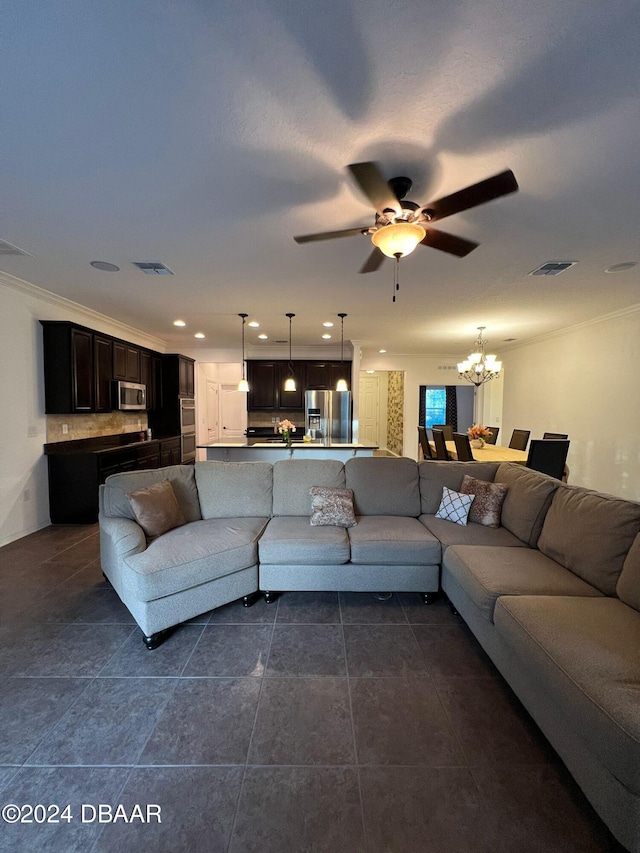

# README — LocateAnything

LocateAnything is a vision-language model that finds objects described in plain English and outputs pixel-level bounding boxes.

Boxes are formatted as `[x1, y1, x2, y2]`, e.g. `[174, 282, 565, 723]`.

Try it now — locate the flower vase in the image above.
[282, 432, 292, 448]
[470, 438, 485, 449]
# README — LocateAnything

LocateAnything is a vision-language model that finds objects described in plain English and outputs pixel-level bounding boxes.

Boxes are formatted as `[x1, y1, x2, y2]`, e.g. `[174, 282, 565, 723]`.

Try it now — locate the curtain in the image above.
[445, 386, 458, 431]
[418, 385, 426, 427]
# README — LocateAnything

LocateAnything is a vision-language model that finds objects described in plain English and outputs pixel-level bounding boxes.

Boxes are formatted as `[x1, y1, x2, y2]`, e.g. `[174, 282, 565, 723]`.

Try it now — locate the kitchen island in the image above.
[198, 442, 379, 462]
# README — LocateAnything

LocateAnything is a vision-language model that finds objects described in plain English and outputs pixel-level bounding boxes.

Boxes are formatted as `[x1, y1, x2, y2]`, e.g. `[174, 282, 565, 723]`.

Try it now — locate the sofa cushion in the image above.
[103, 464, 201, 523]
[494, 595, 640, 791]
[272, 460, 345, 516]
[258, 516, 350, 565]
[420, 515, 525, 549]
[309, 487, 357, 528]
[494, 464, 559, 546]
[128, 479, 186, 540]
[419, 461, 500, 514]
[443, 545, 602, 622]
[617, 533, 640, 612]
[461, 475, 508, 527]
[195, 461, 273, 519]
[348, 516, 441, 565]
[434, 486, 474, 526]
[345, 457, 420, 516]
[122, 517, 267, 601]
[537, 484, 640, 595]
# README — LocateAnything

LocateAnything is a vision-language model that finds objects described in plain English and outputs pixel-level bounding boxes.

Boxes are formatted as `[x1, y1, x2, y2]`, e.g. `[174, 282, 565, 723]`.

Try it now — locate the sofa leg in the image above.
[142, 627, 175, 650]
[446, 598, 459, 617]
[243, 592, 260, 608]
[422, 592, 439, 605]
[263, 591, 279, 605]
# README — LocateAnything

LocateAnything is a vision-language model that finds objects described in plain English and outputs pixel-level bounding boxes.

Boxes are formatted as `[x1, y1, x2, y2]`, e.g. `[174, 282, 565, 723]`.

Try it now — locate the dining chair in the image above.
[542, 432, 568, 440]
[526, 439, 570, 480]
[431, 424, 454, 441]
[453, 432, 474, 461]
[417, 426, 433, 460]
[509, 429, 531, 451]
[432, 429, 451, 460]
[484, 427, 499, 445]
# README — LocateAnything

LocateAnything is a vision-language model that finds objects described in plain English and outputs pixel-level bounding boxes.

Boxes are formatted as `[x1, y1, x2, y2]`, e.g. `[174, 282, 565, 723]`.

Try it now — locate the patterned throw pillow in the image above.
[128, 479, 186, 540]
[461, 475, 509, 528]
[435, 486, 474, 526]
[309, 486, 357, 528]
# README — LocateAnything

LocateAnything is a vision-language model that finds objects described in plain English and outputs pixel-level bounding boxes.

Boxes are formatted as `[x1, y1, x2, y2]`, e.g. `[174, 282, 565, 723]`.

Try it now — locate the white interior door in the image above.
[219, 384, 247, 442]
[206, 379, 219, 443]
[359, 374, 380, 445]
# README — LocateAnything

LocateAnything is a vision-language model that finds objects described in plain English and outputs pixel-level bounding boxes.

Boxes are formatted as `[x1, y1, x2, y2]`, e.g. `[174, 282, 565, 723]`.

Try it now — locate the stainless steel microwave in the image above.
[113, 381, 146, 410]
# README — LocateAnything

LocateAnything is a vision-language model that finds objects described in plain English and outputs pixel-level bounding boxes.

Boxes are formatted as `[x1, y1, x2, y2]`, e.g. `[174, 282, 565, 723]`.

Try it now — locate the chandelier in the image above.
[457, 327, 502, 387]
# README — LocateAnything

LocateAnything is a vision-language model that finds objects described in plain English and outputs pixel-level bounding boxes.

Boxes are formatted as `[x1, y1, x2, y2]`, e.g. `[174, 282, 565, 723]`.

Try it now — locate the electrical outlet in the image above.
[23, 489, 31, 502]
[62, 423, 69, 435]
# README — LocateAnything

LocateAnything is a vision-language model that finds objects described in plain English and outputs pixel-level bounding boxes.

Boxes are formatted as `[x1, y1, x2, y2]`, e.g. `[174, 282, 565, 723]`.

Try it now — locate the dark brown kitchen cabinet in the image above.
[94, 335, 113, 413]
[113, 341, 140, 382]
[278, 361, 305, 410]
[246, 359, 350, 410]
[41, 321, 95, 413]
[159, 436, 181, 467]
[139, 350, 153, 410]
[178, 356, 195, 397]
[306, 361, 352, 390]
[136, 440, 160, 470]
[247, 361, 278, 410]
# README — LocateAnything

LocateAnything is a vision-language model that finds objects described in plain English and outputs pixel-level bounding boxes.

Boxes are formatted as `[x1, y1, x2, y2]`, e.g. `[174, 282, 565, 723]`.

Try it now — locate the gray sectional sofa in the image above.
[99, 455, 640, 852]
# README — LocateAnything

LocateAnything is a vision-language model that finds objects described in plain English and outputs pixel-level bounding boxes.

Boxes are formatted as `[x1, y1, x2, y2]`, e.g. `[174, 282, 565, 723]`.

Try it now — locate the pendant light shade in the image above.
[284, 313, 296, 392]
[237, 313, 250, 392]
[335, 312, 349, 391]
[371, 222, 425, 258]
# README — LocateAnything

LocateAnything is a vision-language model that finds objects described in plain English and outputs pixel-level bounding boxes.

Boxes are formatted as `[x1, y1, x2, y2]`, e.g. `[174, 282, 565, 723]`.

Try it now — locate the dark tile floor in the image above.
[0, 525, 628, 852]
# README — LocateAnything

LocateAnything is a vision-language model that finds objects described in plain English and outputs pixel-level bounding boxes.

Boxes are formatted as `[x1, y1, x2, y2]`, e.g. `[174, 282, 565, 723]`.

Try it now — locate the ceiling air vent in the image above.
[529, 261, 576, 276]
[133, 261, 174, 275]
[0, 239, 31, 256]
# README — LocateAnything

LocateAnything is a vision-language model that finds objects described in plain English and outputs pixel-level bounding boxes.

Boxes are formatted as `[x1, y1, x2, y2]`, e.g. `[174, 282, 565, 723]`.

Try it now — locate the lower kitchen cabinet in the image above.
[159, 436, 181, 467]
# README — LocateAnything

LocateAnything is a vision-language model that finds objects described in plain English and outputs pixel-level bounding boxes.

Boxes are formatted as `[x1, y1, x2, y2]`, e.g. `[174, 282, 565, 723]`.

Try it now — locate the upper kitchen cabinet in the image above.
[94, 334, 113, 413]
[41, 321, 95, 413]
[246, 360, 306, 411]
[178, 356, 195, 397]
[159, 354, 195, 399]
[305, 361, 352, 390]
[113, 340, 140, 382]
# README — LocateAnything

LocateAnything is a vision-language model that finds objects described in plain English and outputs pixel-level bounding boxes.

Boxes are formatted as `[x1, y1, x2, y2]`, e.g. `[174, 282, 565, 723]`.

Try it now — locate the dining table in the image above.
[429, 440, 528, 464]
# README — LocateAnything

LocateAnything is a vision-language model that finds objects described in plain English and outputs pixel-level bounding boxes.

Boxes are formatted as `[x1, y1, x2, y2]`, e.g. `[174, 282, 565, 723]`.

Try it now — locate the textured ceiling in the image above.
[2, 0, 639, 356]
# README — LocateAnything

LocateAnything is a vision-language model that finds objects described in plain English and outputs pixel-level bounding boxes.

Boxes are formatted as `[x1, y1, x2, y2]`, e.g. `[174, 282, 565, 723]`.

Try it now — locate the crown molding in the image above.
[0, 269, 166, 350]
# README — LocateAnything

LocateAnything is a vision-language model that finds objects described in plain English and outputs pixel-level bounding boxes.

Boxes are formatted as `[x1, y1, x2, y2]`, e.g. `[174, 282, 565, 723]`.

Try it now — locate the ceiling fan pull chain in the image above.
[392, 255, 400, 302]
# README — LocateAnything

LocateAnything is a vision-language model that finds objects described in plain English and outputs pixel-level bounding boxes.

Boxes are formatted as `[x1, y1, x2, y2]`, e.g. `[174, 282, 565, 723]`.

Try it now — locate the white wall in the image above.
[0, 273, 164, 546]
[501, 307, 640, 500]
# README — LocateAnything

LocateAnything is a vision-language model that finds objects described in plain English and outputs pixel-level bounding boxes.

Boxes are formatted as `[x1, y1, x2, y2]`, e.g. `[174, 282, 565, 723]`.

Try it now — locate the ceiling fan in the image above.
[294, 162, 519, 274]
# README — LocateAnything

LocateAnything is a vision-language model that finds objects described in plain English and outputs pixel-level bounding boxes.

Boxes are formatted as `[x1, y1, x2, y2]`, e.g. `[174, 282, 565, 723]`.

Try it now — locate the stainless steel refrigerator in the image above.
[305, 390, 352, 444]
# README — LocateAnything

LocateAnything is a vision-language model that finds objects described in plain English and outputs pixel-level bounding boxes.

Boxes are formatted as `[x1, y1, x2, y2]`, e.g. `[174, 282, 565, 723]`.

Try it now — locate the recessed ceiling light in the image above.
[248, 321, 260, 327]
[194, 333, 205, 339]
[173, 320, 186, 327]
[322, 334, 332, 339]
[90, 261, 120, 272]
[379, 349, 387, 353]
[323, 322, 334, 327]
[258, 334, 268, 340]
[605, 262, 637, 273]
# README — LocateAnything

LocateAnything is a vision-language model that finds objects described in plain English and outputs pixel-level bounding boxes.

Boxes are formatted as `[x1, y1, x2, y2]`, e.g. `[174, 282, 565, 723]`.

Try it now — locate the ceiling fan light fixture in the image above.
[371, 221, 426, 258]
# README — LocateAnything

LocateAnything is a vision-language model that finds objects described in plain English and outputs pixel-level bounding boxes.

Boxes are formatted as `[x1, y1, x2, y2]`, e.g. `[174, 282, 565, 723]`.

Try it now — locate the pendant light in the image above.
[335, 313, 349, 391]
[283, 313, 296, 391]
[237, 313, 250, 392]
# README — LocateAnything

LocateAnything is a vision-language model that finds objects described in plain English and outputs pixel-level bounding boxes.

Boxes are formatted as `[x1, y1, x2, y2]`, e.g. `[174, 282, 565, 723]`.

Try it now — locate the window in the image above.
[424, 387, 446, 428]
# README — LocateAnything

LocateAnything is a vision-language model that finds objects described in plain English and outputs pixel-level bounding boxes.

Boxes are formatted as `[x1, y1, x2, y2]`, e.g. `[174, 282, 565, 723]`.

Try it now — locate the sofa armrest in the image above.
[99, 514, 147, 566]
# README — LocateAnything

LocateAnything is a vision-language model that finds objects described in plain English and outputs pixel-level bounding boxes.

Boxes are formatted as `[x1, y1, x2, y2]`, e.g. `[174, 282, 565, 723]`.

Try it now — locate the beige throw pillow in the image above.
[461, 475, 508, 528]
[309, 486, 357, 528]
[128, 479, 186, 539]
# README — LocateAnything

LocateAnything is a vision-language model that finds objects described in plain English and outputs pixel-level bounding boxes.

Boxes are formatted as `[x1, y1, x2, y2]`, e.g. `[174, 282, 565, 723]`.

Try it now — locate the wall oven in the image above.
[180, 398, 196, 463]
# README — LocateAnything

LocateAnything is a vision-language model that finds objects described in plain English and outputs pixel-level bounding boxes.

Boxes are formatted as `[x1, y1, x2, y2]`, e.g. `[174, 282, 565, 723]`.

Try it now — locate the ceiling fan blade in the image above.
[359, 247, 386, 274]
[421, 228, 479, 257]
[424, 170, 518, 222]
[294, 227, 368, 244]
[348, 162, 401, 215]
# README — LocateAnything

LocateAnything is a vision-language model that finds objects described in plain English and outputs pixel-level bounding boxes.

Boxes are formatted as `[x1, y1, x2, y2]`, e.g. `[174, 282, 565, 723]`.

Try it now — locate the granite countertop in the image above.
[44, 433, 180, 455]
[197, 442, 379, 450]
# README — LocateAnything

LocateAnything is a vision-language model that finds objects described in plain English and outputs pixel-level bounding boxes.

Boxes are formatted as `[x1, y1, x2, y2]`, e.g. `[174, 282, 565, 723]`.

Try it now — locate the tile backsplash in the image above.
[47, 412, 148, 443]
[248, 411, 305, 429]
